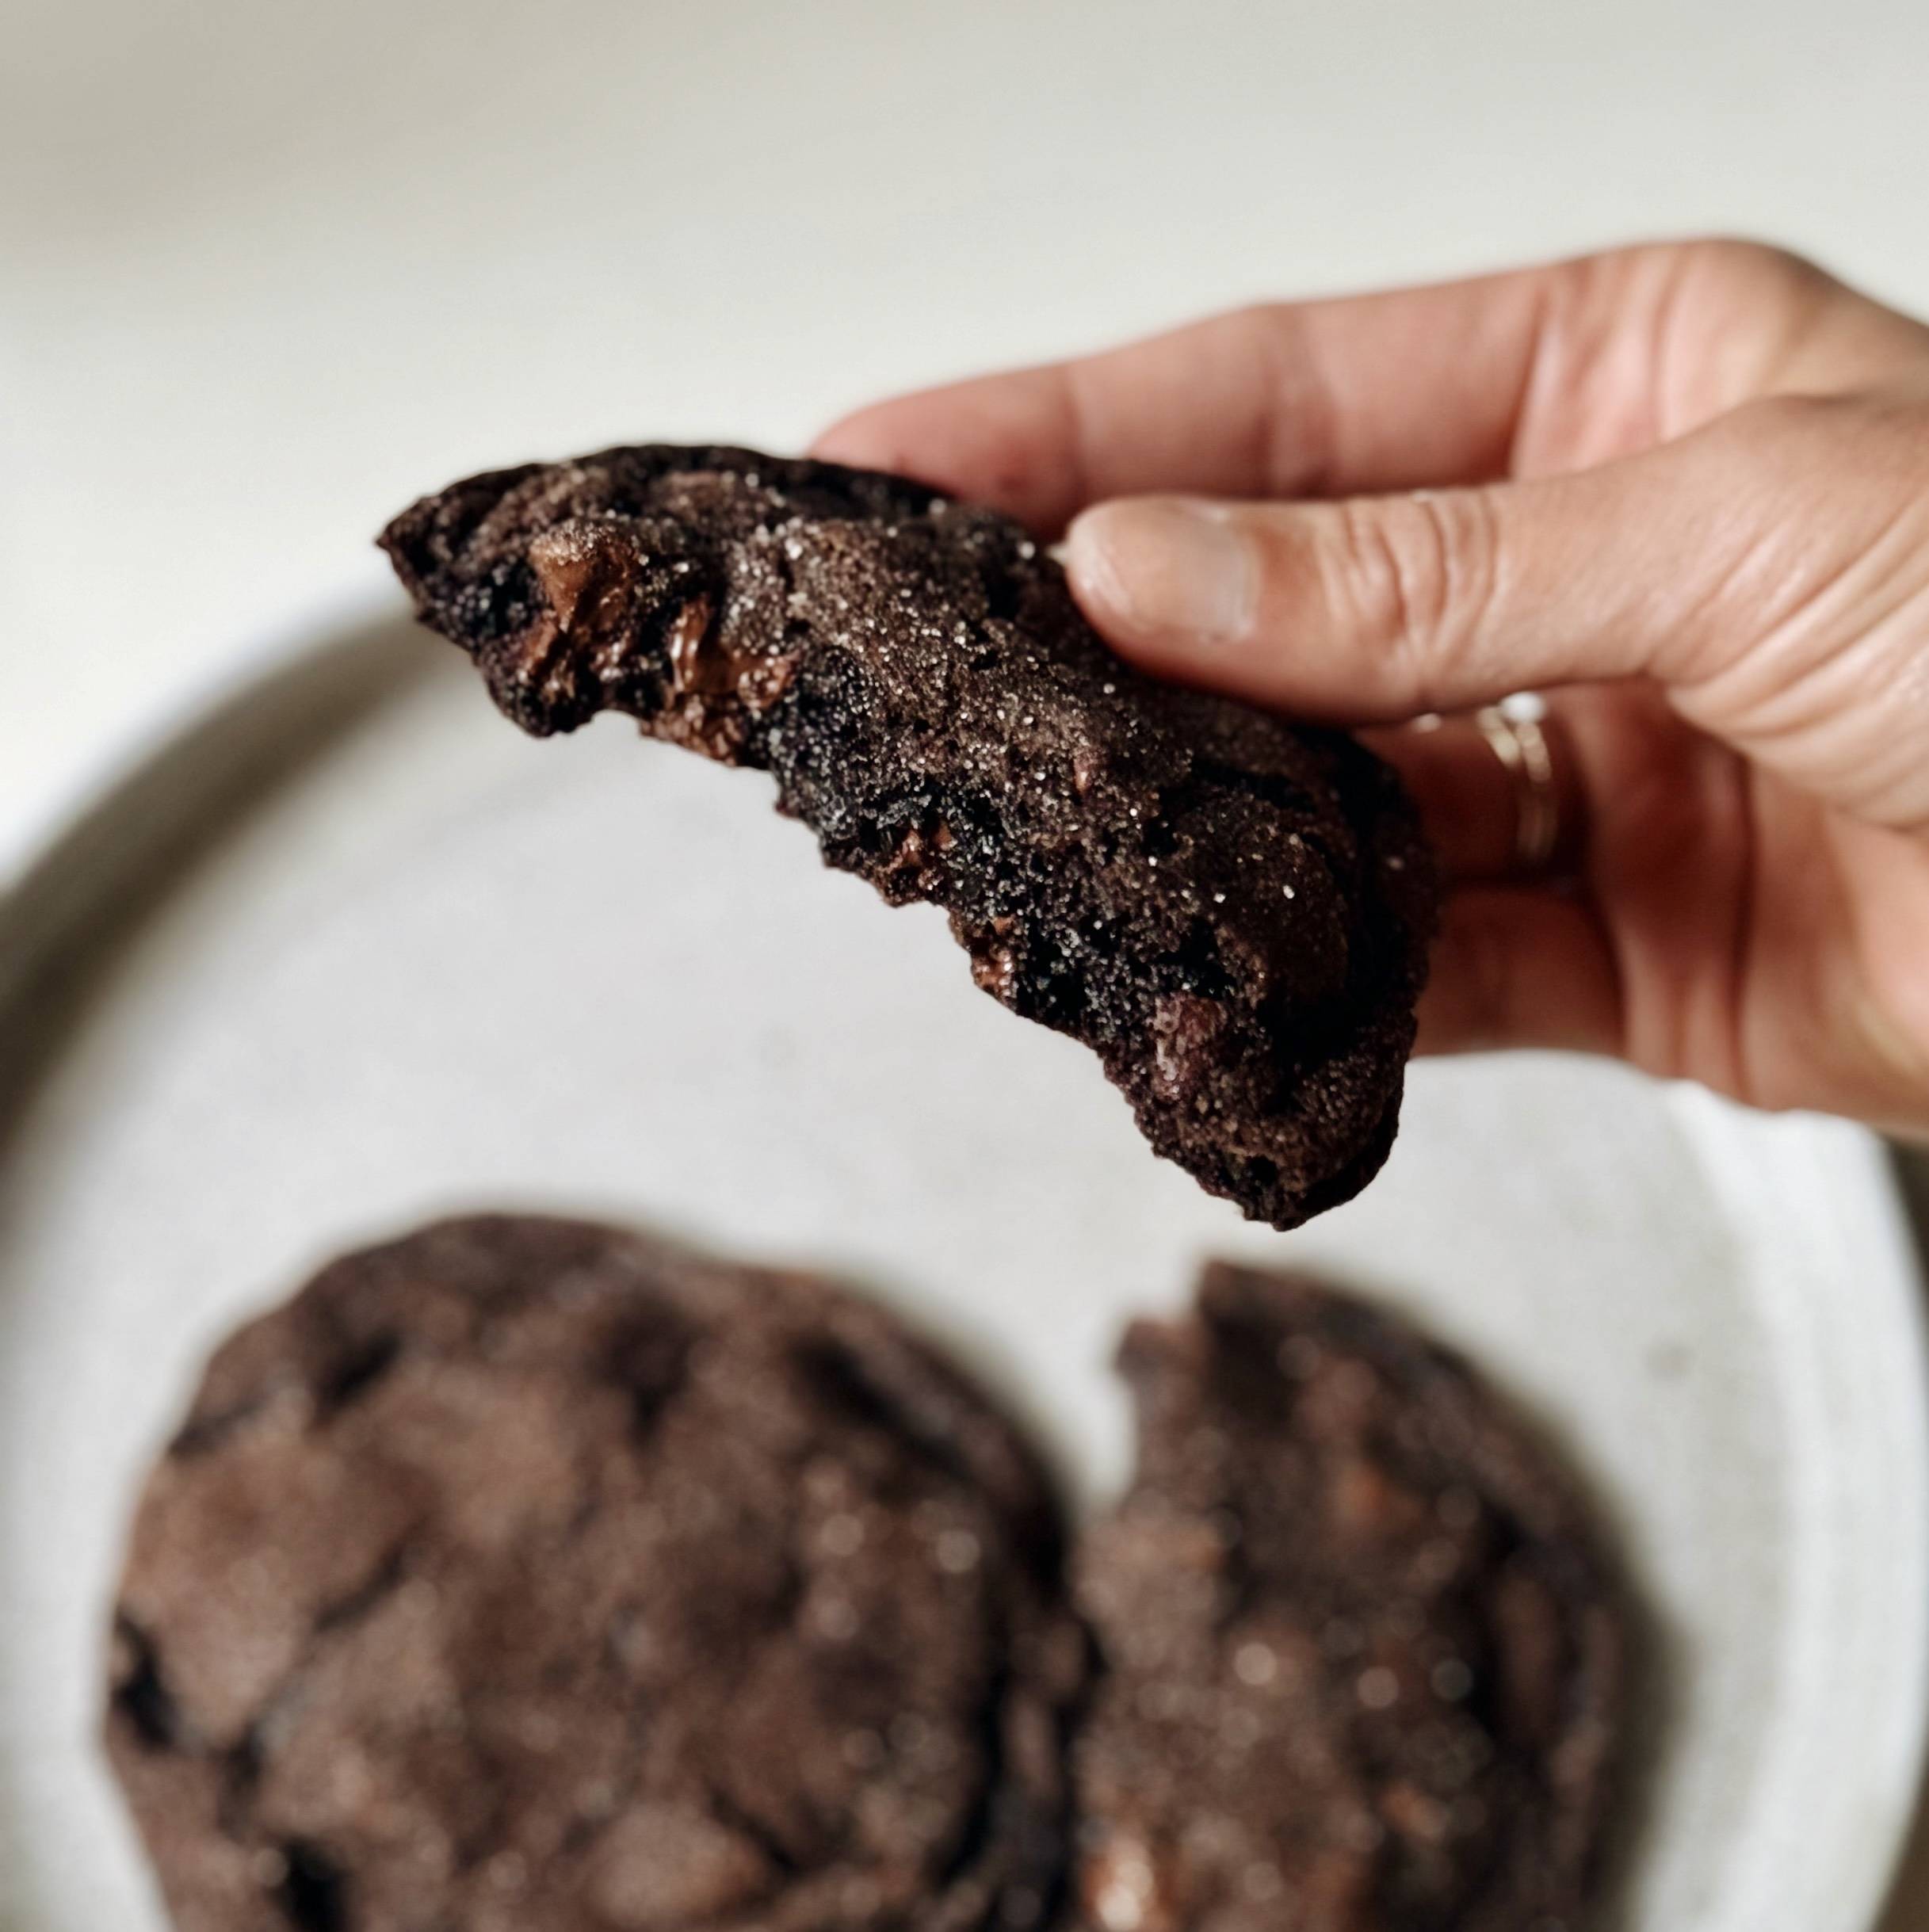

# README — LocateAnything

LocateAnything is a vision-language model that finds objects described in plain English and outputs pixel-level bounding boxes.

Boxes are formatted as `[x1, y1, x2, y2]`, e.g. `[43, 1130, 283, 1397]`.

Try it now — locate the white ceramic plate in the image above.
[2, 603, 1925, 1931]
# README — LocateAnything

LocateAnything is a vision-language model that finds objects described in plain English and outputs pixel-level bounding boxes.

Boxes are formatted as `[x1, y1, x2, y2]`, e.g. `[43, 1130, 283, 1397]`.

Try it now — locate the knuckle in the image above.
[1717, 388, 1861, 451]
[1197, 302, 1303, 377]
[1676, 235, 1830, 300]
[1564, 238, 1822, 319]
[1229, 298, 1293, 334]
[1318, 491, 1503, 708]
[1713, 389, 1929, 488]
[1674, 240, 1855, 380]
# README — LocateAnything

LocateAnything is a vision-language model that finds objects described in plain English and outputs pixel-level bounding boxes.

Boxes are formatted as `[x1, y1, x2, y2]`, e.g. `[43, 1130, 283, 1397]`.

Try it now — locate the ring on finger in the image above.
[1471, 696, 1562, 874]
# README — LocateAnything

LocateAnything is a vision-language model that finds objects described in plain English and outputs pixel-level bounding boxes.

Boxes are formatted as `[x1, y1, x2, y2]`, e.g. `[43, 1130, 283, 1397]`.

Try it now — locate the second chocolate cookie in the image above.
[105, 1216, 1083, 1932]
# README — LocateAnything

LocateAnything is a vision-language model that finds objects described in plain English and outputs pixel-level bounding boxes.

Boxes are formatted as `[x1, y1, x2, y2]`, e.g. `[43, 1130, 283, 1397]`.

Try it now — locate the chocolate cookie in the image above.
[1071, 1264, 1626, 1932]
[379, 449, 1435, 1230]
[105, 1216, 1083, 1932]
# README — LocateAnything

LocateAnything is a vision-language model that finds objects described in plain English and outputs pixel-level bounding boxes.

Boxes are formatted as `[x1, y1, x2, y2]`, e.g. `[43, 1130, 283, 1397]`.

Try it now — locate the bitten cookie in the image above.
[105, 1216, 1082, 1932]
[1071, 1263, 1627, 1932]
[380, 449, 1435, 1229]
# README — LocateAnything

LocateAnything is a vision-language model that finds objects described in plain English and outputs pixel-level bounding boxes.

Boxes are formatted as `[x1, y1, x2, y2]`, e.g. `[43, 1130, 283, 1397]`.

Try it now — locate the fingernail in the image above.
[1066, 498, 1258, 646]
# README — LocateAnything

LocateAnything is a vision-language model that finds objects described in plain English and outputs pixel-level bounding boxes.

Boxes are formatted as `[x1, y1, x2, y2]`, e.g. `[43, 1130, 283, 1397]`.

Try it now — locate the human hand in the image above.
[816, 240, 1929, 1136]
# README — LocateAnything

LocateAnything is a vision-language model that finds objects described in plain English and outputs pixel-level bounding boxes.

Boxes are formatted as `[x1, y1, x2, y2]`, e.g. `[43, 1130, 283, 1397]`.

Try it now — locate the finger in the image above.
[1060, 430, 1757, 724]
[813, 260, 1579, 533]
[1414, 889, 1623, 1058]
[1361, 706, 1589, 886]
[812, 242, 1904, 534]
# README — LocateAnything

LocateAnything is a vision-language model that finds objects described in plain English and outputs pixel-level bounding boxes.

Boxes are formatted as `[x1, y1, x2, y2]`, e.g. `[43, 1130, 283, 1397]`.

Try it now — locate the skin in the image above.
[816, 239, 1929, 1137]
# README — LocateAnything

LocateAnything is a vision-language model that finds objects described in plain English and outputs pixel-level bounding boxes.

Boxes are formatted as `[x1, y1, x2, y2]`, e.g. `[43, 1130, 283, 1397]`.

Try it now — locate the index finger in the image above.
[811, 261, 1571, 534]
[812, 240, 1897, 534]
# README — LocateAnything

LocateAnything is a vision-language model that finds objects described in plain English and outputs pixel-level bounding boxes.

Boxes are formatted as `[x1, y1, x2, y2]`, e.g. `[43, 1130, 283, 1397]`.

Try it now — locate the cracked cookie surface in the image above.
[105, 1216, 1082, 1932]
[1071, 1264, 1628, 1932]
[380, 448, 1436, 1230]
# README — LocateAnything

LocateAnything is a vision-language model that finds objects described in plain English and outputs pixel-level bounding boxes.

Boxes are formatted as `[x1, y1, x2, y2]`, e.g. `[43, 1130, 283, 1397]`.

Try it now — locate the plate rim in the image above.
[1670, 1087, 1929, 1930]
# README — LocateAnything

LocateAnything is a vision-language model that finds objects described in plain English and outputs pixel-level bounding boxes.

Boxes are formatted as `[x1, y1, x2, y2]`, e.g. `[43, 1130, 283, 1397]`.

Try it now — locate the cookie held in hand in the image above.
[380, 448, 1435, 1229]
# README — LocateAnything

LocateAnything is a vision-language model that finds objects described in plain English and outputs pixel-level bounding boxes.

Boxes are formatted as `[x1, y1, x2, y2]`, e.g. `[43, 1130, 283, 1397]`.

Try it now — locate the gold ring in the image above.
[1473, 698, 1560, 872]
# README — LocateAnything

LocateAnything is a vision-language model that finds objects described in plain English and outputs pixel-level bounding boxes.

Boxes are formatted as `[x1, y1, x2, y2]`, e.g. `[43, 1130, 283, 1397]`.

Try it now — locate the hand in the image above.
[816, 239, 1929, 1136]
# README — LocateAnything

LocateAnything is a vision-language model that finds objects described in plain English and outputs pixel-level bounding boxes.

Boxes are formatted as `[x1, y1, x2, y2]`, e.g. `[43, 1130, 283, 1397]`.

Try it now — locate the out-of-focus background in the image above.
[6, 2, 1929, 1923]
[9, 0, 1929, 850]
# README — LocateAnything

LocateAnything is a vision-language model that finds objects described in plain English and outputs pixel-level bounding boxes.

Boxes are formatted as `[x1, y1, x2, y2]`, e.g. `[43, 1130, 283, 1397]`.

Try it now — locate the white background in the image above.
[9, 0, 1929, 851]
[6, 1, 1929, 1919]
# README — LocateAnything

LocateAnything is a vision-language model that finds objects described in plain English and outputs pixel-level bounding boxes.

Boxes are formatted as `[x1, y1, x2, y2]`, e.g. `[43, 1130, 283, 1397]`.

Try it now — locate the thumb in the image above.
[1062, 450, 1737, 724]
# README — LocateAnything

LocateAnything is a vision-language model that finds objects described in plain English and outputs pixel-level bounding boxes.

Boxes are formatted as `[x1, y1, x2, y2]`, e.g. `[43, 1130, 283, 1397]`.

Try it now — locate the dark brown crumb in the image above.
[105, 1216, 1083, 1932]
[1071, 1263, 1627, 1932]
[379, 448, 1436, 1230]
